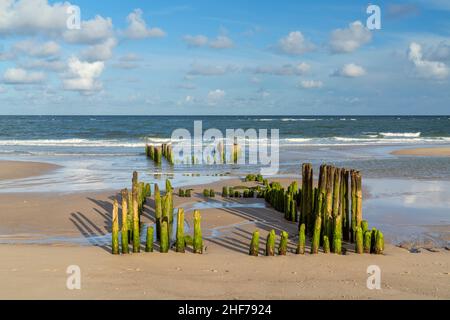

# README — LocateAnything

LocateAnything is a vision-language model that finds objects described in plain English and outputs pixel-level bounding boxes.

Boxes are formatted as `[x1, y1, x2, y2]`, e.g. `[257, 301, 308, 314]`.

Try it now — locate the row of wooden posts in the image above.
[145, 144, 175, 165]
[257, 163, 384, 255]
[145, 142, 242, 165]
[111, 172, 203, 255]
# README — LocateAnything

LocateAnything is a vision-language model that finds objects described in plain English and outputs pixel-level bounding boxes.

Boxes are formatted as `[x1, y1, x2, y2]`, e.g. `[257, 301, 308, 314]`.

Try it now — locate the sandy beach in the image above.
[0, 160, 60, 180]
[392, 147, 450, 157]
[0, 162, 449, 300]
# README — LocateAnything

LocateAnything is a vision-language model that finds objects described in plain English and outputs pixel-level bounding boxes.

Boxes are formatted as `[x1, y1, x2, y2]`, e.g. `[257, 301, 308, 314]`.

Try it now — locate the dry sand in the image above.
[0, 177, 449, 299]
[0, 160, 60, 180]
[392, 147, 450, 157]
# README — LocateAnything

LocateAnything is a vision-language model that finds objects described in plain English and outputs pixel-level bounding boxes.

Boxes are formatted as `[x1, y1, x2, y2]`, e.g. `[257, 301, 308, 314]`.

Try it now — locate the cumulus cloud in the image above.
[123, 9, 166, 39]
[300, 80, 323, 89]
[3, 68, 45, 84]
[408, 42, 449, 79]
[13, 40, 60, 57]
[63, 57, 105, 92]
[0, 0, 70, 36]
[250, 62, 310, 76]
[425, 41, 450, 62]
[332, 63, 366, 78]
[275, 31, 315, 56]
[183, 34, 233, 49]
[63, 15, 114, 44]
[329, 21, 372, 53]
[81, 38, 117, 62]
[207, 89, 225, 105]
[18, 58, 65, 72]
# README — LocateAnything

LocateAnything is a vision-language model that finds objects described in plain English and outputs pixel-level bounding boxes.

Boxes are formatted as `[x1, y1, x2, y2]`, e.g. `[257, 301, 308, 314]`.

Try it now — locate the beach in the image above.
[0, 161, 449, 299]
[1, 116, 450, 300]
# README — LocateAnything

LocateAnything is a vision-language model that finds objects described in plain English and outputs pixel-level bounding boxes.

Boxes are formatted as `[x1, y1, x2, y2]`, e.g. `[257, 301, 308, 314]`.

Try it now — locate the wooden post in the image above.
[145, 226, 154, 252]
[266, 230, 276, 256]
[278, 231, 288, 256]
[355, 227, 363, 254]
[297, 223, 306, 255]
[325, 166, 335, 243]
[121, 189, 129, 254]
[249, 230, 260, 256]
[132, 171, 138, 186]
[132, 186, 140, 253]
[193, 210, 203, 254]
[361, 220, 369, 236]
[350, 170, 356, 243]
[375, 230, 384, 254]
[112, 199, 120, 255]
[342, 169, 350, 241]
[355, 171, 363, 231]
[323, 235, 330, 253]
[160, 218, 169, 253]
[363, 231, 371, 254]
[176, 208, 185, 253]
[301, 164, 313, 235]
[311, 216, 321, 254]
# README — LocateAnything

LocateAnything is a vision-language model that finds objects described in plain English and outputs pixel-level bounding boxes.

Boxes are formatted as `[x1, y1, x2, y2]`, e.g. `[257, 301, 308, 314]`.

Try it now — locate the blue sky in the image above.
[0, 0, 449, 115]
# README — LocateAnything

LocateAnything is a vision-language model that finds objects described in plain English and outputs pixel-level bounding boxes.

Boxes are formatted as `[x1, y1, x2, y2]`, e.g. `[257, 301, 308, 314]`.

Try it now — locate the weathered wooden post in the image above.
[278, 231, 288, 256]
[132, 187, 140, 253]
[193, 210, 203, 254]
[361, 220, 369, 236]
[375, 230, 384, 254]
[363, 231, 372, 254]
[301, 164, 313, 234]
[355, 171, 363, 231]
[121, 189, 129, 254]
[323, 235, 330, 253]
[342, 169, 350, 241]
[297, 224, 306, 254]
[266, 230, 276, 256]
[325, 166, 335, 243]
[249, 230, 260, 256]
[112, 199, 120, 255]
[355, 226, 363, 254]
[332, 168, 342, 254]
[146, 226, 154, 252]
[176, 208, 185, 253]
[160, 217, 169, 253]
[311, 216, 322, 254]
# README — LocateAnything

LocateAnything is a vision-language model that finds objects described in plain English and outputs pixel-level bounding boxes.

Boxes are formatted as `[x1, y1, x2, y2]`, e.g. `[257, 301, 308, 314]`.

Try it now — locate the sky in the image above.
[0, 0, 449, 115]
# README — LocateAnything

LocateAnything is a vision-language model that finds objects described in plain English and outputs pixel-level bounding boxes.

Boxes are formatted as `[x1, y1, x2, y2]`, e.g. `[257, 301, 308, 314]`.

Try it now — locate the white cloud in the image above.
[13, 40, 60, 57]
[250, 63, 310, 76]
[207, 89, 225, 105]
[209, 35, 233, 49]
[275, 31, 315, 55]
[63, 15, 114, 44]
[18, 58, 65, 72]
[124, 9, 166, 39]
[63, 57, 104, 92]
[3, 68, 45, 84]
[0, 0, 70, 36]
[332, 63, 366, 78]
[329, 21, 372, 53]
[184, 35, 209, 47]
[408, 42, 449, 79]
[300, 80, 323, 89]
[183, 34, 233, 49]
[81, 38, 117, 62]
[426, 41, 450, 62]
[188, 63, 237, 76]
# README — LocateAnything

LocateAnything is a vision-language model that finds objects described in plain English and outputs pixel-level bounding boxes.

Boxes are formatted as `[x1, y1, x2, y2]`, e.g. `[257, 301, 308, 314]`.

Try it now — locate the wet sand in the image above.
[0, 179, 449, 299]
[0, 160, 60, 180]
[392, 147, 450, 157]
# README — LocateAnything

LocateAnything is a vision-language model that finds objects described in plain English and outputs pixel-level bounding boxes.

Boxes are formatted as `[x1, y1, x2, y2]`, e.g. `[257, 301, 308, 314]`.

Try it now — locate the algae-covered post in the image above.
[132, 186, 140, 253]
[266, 230, 276, 256]
[160, 218, 169, 253]
[297, 223, 306, 255]
[249, 230, 260, 256]
[146, 226, 154, 253]
[112, 198, 120, 255]
[278, 231, 288, 256]
[154, 184, 162, 240]
[355, 227, 363, 254]
[193, 210, 203, 254]
[176, 208, 185, 253]
[121, 189, 129, 254]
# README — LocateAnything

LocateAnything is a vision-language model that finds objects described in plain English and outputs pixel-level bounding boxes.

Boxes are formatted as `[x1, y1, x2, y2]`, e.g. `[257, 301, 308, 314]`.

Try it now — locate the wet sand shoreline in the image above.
[0, 160, 60, 180]
[392, 147, 450, 157]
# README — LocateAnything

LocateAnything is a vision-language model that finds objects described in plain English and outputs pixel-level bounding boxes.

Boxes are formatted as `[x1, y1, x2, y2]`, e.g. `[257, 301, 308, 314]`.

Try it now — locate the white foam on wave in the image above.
[0, 139, 144, 148]
[380, 132, 421, 138]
